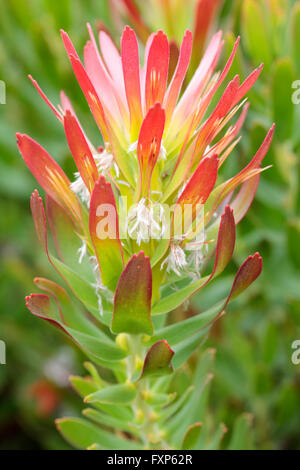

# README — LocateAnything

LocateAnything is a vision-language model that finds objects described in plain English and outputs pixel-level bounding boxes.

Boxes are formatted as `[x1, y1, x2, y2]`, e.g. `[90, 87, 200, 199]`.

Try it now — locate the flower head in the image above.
[20, 23, 273, 451]
[19, 24, 273, 318]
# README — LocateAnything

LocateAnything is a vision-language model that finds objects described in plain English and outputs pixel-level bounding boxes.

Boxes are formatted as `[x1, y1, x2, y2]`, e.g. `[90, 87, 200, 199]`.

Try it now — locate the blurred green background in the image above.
[0, 0, 299, 450]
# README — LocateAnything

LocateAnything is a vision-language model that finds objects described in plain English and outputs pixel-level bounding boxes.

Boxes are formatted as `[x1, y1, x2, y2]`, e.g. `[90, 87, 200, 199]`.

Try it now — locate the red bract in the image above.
[19, 24, 273, 351]
[18, 23, 274, 451]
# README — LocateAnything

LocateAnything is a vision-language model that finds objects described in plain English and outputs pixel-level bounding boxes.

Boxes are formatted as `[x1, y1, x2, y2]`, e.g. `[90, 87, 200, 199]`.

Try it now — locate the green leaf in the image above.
[85, 383, 137, 405]
[206, 423, 228, 450]
[111, 252, 153, 335]
[160, 386, 195, 422]
[224, 32, 244, 81]
[143, 392, 176, 406]
[172, 327, 210, 370]
[154, 300, 225, 345]
[228, 414, 253, 450]
[88, 444, 102, 450]
[242, 0, 272, 71]
[70, 376, 99, 398]
[46, 195, 94, 283]
[83, 408, 140, 437]
[151, 238, 170, 268]
[272, 58, 294, 141]
[287, 219, 300, 269]
[65, 327, 127, 362]
[140, 340, 174, 379]
[56, 417, 142, 450]
[84, 362, 105, 387]
[34, 277, 100, 335]
[167, 349, 215, 446]
[291, 2, 300, 73]
[52, 256, 109, 321]
[229, 253, 262, 300]
[25, 294, 126, 362]
[89, 176, 124, 291]
[151, 276, 210, 316]
[152, 205, 235, 318]
[70, 376, 134, 422]
[182, 423, 203, 450]
[29, 191, 110, 322]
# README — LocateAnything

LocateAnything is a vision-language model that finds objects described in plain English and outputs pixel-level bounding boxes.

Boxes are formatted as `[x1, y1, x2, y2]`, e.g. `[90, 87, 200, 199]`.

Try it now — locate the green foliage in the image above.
[0, 0, 111, 450]
[1, 0, 300, 451]
[203, 0, 300, 449]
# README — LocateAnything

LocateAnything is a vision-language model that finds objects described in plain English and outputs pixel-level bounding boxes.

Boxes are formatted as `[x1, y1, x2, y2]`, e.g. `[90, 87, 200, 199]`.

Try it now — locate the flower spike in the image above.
[19, 22, 273, 450]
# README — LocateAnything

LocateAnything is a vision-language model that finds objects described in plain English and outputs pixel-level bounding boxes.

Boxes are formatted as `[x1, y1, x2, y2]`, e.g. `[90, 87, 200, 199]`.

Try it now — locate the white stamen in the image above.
[177, 182, 187, 199]
[94, 143, 119, 177]
[128, 141, 138, 153]
[96, 292, 104, 317]
[116, 179, 130, 187]
[151, 190, 163, 195]
[186, 231, 208, 275]
[70, 172, 90, 205]
[91, 277, 106, 318]
[70, 144, 120, 206]
[89, 256, 106, 317]
[127, 199, 166, 245]
[159, 143, 167, 161]
[90, 256, 113, 317]
[161, 244, 188, 276]
[78, 240, 87, 264]
[89, 256, 98, 272]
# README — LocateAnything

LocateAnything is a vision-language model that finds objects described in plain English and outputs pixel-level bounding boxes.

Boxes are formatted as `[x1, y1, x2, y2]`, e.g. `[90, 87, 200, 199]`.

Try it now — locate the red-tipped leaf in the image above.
[145, 30, 169, 110]
[17, 135, 82, 223]
[111, 252, 153, 335]
[227, 253, 263, 303]
[174, 154, 219, 233]
[28, 75, 63, 122]
[64, 111, 99, 194]
[137, 103, 165, 197]
[121, 26, 143, 136]
[212, 205, 236, 277]
[140, 340, 174, 379]
[61, 30, 109, 141]
[89, 176, 124, 291]
[165, 30, 193, 126]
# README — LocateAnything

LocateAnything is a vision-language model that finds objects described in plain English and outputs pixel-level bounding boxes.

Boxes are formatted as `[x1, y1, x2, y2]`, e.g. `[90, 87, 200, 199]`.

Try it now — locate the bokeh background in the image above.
[0, 0, 299, 450]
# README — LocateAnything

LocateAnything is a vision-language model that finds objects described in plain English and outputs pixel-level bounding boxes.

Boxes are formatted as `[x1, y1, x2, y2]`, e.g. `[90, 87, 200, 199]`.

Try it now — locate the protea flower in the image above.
[18, 24, 274, 450]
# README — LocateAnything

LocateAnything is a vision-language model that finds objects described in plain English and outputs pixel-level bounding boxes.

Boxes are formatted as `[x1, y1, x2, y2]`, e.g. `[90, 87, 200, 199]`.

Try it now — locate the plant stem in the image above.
[125, 334, 163, 449]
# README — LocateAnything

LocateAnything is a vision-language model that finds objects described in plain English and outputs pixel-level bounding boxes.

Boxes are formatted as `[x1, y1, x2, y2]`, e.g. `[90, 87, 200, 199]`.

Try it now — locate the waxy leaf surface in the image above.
[111, 252, 153, 335]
